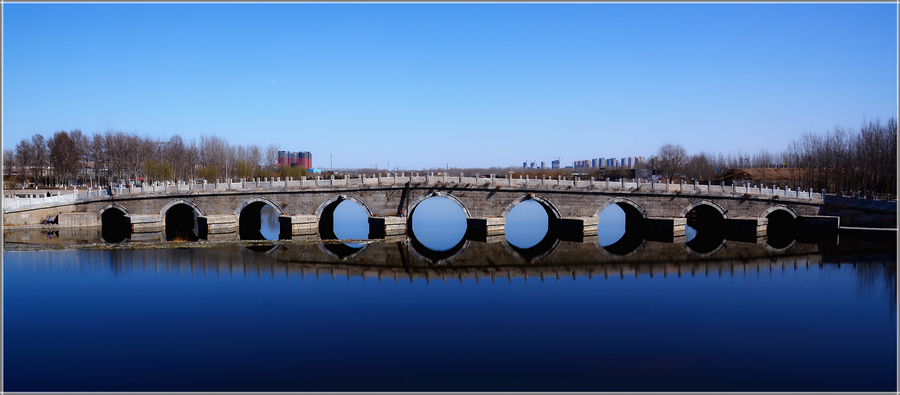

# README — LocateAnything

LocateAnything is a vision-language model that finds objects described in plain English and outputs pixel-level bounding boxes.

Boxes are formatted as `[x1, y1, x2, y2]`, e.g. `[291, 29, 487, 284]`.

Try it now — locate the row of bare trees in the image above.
[653, 118, 896, 196]
[783, 118, 896, 195]
[5, 129, 288, 188]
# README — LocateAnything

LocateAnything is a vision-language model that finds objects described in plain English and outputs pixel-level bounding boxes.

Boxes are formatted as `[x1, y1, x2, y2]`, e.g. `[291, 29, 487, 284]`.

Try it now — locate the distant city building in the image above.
[277, 151, 312, 168]
[540, 161, 545, 169]
[551, 160, 560, 169]
[592, 159, 598, 168]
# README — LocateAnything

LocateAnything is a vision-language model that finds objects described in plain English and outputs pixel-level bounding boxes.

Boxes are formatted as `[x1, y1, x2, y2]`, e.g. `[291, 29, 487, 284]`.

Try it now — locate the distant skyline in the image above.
[3, 3, 897, 170]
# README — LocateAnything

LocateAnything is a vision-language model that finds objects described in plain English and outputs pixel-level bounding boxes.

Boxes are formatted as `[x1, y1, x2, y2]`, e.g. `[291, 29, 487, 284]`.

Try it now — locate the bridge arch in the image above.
[99, 203, 130, 243]
[593, 197, 647, 219]
[160, 199, 204, 220]
[681, 200, 728, 218]
[235, 196, 284, 216]
[407, 191, 471, 219]
[160, 199, 203, 241]
[762, 205, 800, 249]
[315, 194, 374, 218]
[502, 194, 562, 260]
[502, 194, 561, 220]
[594, 198, 648, 256]
[761, 205, 798, 219]
[98, 203, 130, 218]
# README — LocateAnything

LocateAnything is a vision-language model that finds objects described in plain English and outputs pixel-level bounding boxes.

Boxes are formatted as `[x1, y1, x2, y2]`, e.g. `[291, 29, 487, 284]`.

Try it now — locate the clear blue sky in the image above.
[3, 3, 897, 170]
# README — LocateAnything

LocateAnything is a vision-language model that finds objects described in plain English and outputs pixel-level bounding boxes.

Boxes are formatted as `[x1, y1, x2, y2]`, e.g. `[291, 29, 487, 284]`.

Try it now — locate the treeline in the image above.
[658, 118, 897, 196]
[3, 130, 308, 188]
[783, 118, 896, 195]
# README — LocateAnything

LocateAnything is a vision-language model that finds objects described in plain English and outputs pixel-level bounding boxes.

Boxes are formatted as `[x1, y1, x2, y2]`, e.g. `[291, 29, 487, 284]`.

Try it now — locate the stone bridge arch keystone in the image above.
[315, 194, 374, 218]
[160, 199, 204, 221]
[407, 191, 472, 218]
[235, 196, 285, 216]
[761, 205, 799, 219]
[681, 199, 728, 218]
[593, 197, 647, 219]
[98, 203, 130, 219]
[502, 194, 562, 220]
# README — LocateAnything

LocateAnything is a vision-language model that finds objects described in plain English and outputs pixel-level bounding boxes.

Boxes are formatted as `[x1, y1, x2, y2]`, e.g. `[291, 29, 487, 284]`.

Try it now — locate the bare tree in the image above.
[653, 143, 687, 180]
[265, 144, 279, 168]
[3, 149, 16, 183]
[47, 130, 78, 186]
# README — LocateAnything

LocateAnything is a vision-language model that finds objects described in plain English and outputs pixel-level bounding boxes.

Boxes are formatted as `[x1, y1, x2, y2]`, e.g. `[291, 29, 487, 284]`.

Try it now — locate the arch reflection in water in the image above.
[410, 197, 467, 251]
[597, 202, 646, 256]
[505, 200, 548, 249]
[503, 198, 559, 262]
[684, 205, 726, 255]
[239, 202, 280, 241]
[765, 209, 799, 250]
[318, 200, 370, 258]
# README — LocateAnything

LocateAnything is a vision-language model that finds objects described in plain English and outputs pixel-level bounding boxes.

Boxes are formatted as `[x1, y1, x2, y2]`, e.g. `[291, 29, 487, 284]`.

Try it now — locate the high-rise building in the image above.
[551, 160, 560, 169]
[277, 150, 312, 168]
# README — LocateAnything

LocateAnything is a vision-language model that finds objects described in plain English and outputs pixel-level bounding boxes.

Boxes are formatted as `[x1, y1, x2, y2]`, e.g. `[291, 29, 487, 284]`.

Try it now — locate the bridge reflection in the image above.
[26, 244, 896, 293]
[5, 224, 895, 267]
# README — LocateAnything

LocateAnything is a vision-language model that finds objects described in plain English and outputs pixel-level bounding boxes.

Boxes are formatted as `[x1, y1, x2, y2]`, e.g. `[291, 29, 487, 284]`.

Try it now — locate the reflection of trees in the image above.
[854, 260, 897, 315]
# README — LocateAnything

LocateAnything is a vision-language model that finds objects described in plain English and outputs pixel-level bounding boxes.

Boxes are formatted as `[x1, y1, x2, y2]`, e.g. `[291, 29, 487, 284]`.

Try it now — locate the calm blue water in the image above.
[4, 199, 897, 391]
[4, 248, 895, 392]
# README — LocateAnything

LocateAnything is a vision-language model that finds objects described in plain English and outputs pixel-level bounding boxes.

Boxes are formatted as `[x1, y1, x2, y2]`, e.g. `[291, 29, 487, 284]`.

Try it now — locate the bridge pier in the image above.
[466, 217, 505, 237]
[559, 217, 599, 239]
[199, 214, 238, 239]
[645, 217, 686, 241]
[368, 216, 406, 238]
[723, 217, 768, 242]
[279, 215, 318, 236]
[57, 212, 99, 227]
[124, 214, 163, 233]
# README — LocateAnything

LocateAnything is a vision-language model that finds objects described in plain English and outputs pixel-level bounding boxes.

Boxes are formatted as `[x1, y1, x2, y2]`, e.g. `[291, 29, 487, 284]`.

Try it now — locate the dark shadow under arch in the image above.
[684, 204, 726, 255]
[165, 203, 200, 241]
[765, 209, 799, 249]
[239, 201, 280, 241]
[598, 200, 648, 256]
[101, 207, 129, 243]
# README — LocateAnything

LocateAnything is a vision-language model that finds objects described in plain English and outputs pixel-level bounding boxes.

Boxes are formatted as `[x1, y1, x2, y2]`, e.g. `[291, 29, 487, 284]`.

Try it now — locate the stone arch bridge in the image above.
[6, 174, 851, 243]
